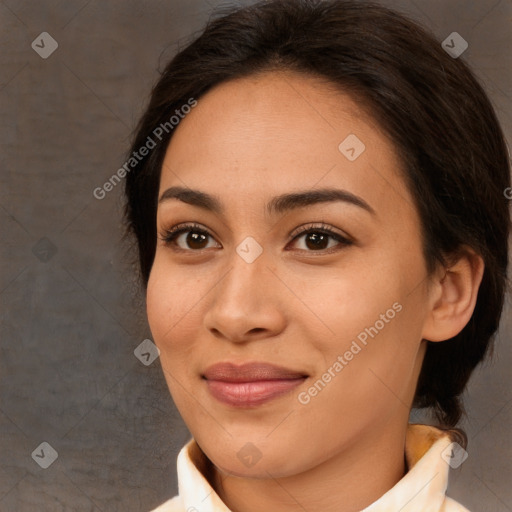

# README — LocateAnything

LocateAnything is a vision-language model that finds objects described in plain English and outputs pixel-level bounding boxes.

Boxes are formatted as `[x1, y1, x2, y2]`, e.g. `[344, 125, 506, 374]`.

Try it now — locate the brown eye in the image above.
[160, 223, 219, 251]
[182, 231, 210, 250]
[302, 232, 331, 250]
[159, 222, 352, 254]
[288, 223, 353, 253]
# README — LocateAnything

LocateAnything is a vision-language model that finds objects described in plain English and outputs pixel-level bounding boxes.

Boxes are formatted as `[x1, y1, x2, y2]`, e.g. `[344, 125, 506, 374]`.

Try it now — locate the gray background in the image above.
[1, 0, 511, 510]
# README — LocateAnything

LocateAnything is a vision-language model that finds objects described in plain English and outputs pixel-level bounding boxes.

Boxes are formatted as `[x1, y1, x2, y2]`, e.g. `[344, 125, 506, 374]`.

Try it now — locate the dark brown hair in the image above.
[123, 0, 510, 428]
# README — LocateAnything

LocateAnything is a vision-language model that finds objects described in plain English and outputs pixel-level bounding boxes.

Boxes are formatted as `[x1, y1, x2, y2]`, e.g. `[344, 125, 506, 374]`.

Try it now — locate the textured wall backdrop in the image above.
[1, 0, 511, 510]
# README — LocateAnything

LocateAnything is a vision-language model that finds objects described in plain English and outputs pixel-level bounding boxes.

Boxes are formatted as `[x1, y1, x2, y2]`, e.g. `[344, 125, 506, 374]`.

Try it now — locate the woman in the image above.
[123, 1, 510, 510]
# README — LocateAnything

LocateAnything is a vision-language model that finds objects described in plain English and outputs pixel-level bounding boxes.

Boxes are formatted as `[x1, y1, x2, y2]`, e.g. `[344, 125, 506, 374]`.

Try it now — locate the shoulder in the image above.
[440, 496, 471, 512]
[148, 495, 185, 512]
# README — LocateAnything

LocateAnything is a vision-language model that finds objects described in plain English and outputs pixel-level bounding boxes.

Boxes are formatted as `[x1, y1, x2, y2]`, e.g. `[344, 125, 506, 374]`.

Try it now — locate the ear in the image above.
[421, 247, 484, 342]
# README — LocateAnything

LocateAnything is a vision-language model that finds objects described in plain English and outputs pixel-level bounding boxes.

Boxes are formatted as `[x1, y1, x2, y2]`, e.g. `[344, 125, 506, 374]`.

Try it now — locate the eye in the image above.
[158, 221, 353, 254]
[159, 223, 219, 252]
[287, 222, 353, 254]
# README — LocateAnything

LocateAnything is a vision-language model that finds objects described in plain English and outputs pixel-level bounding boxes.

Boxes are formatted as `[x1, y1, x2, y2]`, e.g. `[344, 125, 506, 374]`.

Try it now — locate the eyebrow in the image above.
[158, 186, 376, 216]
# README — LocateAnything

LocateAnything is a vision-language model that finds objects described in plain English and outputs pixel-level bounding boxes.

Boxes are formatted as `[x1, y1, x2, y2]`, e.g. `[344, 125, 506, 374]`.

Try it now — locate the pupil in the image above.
[188, 232, 207, 249]
[306, 233, 328, 250]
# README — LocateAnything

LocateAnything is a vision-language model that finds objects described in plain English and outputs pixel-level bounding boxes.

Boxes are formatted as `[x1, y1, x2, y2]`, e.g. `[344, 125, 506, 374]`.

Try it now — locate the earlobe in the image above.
[421, 248, 485, 342]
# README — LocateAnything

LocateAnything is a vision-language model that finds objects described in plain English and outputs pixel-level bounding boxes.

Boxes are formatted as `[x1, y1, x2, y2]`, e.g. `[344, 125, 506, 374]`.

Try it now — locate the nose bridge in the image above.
[204, 237, 284, 340]
[218, 238, 271, 306]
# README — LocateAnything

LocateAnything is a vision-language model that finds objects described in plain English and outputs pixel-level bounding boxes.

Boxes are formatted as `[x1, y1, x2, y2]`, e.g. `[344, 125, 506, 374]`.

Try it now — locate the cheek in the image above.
[146, 262, 199, 408]
[304, 308, 423, 433]
[146, 260, 185, 351]
[314, 266, 398, 340]
[146, 258, 207, 358]
[311, 251, 426, 380]
[146, 264, 168, 341]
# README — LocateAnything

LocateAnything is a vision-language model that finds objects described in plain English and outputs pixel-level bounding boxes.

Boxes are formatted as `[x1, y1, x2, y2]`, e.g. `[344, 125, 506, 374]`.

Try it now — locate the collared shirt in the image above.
[150, 423, 470, 512]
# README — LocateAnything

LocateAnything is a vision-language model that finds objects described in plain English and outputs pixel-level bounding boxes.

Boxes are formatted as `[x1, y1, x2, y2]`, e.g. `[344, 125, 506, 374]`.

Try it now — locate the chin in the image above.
[203, 439, 309, 480]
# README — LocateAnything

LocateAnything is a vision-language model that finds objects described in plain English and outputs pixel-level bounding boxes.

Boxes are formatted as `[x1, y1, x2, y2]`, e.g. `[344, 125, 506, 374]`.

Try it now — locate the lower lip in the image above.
[205, 378, 306, 407]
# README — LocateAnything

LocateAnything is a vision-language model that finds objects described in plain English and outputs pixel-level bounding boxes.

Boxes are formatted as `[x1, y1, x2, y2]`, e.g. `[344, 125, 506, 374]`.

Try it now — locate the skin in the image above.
[146, 70, 484, 512]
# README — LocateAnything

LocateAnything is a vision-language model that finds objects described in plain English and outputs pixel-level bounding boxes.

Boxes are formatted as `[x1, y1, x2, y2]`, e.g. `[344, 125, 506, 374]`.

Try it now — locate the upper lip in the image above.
[202, 362, 308, 382]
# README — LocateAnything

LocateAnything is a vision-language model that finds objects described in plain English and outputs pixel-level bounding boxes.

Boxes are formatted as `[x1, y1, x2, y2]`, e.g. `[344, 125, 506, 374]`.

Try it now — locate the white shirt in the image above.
[150, 424, 470, 512]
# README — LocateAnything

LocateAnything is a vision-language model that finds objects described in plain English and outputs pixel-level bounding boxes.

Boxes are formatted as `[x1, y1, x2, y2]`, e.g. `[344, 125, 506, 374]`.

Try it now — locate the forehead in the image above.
[166, 70, 380, 152]
[158, 70, 414, 220]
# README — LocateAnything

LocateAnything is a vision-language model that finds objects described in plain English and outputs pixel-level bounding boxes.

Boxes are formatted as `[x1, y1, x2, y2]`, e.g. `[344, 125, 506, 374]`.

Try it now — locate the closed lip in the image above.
[203, 361, 308, 407]
[202, 362, 308, 382]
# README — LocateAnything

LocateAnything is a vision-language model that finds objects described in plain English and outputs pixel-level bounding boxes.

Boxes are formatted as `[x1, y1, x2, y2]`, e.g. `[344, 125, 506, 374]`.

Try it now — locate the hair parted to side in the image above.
[123, 0, 511, 429]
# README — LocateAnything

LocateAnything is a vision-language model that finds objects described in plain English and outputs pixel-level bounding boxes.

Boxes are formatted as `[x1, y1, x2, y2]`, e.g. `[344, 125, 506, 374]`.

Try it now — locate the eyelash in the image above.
[158, 222, 353, 254]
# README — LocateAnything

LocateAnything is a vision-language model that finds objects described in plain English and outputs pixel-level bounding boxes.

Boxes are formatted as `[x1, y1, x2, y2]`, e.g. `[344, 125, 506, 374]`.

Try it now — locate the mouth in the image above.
[202, 362, 308, 407]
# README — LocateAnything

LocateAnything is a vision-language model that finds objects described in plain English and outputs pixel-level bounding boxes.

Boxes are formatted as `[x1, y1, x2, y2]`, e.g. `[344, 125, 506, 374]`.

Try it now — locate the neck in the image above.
[211, 418, 408, 512]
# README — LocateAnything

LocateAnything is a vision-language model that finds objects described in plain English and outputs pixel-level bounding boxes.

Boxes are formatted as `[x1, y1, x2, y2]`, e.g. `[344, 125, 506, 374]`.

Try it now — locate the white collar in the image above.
[171, 424, 465, 511]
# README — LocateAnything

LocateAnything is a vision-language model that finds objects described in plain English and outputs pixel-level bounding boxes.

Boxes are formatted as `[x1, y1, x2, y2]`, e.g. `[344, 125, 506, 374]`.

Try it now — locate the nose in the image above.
[203, 246, 287, 344]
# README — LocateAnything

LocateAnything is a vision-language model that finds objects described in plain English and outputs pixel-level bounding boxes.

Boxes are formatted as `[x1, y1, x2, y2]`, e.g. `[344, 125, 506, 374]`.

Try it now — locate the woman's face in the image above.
[147, 70, 435, 478]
